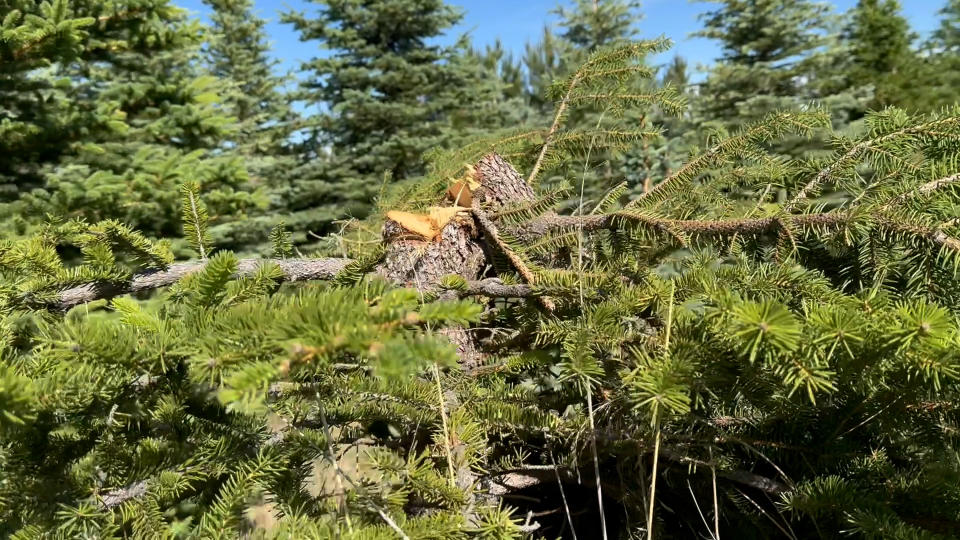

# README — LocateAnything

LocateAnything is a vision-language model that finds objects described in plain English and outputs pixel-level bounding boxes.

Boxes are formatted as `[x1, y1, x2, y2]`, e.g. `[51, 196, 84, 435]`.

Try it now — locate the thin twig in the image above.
[647, 421, 662, 540]
[317, 403, 409, 539]
[585, 388, 609, 540]
[433, 363, 456, 484]
[711, 447, 720, 540]
[735, 488, 796, 540]
[552, 451, 579, 540]
[648, 281, 675, 539]
[837, 397, 901, 439]
[688, 480, 717, 540]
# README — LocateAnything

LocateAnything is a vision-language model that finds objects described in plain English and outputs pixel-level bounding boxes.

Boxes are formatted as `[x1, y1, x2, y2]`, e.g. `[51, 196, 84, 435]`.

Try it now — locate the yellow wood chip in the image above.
[387, 207, 469, 241]
[446, 181, 473, 207]
[386, 210, 438, 240]
[429, 206, 462, 232]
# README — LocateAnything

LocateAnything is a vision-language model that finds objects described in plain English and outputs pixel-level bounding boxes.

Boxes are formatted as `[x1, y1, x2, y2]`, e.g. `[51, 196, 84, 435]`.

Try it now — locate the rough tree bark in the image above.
[373, 153, 541, 369]
[373, 153, 545, 518]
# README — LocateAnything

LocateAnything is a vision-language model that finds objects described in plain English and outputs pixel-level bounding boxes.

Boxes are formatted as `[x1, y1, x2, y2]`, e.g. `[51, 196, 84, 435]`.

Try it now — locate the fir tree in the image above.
[0, 1, 102, 198]
[660, 54, 689, 90]
[694, 0, 835, 125]
[203, 0, 293, 157]
[524, 0, 642, 118]
[463, 40, 535, 129]
[280, 0, 492, 243]
[843, 0, 918, 109]
[1, 1, 263, 256]
[621, 54, 694, 197]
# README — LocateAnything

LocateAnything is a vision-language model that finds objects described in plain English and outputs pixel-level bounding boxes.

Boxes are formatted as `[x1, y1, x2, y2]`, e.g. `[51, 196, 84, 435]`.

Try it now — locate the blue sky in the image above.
[175, 0, 945, 79]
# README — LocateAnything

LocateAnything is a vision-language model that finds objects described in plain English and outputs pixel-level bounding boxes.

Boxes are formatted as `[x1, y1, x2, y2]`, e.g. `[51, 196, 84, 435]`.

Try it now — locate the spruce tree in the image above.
[553, 0, 641, 53]
[202, 0, 299, 253]
[843, 0, 918, 109]
[2, 1, 262, 256]
[280, 0, 492, 243]
[203, 0, 293, 157]
[463, 40, 535, 130]
[694, 0, 834, 125]
[0, 1, 102, 199]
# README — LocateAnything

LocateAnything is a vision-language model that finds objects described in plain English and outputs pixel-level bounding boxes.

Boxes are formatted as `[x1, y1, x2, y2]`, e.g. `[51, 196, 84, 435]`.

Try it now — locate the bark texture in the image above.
[375, 153, 542, 369]
[54, 258, 353, 311]
[474, 152, 537, 210]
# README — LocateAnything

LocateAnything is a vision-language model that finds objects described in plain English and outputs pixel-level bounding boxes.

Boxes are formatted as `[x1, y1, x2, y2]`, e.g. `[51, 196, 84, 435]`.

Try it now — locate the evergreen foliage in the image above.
[933, 0, 960, 51]
[0, 0, 96, 198]
[694, 0, 871, 133]
[204, 0, 293, 157]
[280, 0, 500, 243]
[524, 0, 663, 207]
[695, 0, 831, 124]
[523, 25, 574, 117]
[843, 0, 919, 109]
[4, 1, 960, 538]
[554, 0, 641, 54]
[201, 0, 300, 254]
[5, 33, 960, 536]
[0, 0, 264, 254]
[922, 0, 960, 111]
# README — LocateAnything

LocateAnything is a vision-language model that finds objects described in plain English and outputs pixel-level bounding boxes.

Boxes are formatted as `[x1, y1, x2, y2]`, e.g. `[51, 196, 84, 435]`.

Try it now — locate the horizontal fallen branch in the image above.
[55, 258, 354, 310]
[52, 259, 541, 311]
[100, 480, 148, 509]
[522, 211, 960, 252]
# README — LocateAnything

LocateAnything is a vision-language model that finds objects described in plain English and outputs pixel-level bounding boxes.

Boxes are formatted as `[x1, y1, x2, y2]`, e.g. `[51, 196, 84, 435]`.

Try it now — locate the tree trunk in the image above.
[375, 153, 540, 369]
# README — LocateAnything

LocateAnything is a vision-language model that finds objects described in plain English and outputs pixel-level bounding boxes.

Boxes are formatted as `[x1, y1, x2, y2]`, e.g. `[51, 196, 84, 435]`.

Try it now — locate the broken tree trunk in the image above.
[375, 152, 541, 369]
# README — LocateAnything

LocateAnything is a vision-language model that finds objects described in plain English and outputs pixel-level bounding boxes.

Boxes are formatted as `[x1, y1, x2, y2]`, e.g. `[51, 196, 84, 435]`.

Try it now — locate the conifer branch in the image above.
[472, 204, 556, 311]
[523, 211, 847, 237]
[528, 73, 581, 186]
[786, 115, 960, 209]
[53, 258, 353, 310]
[522, 211, 960, 253]
[464, 278, 536, 298]
[99, 480, 149, 509]
[181, 183, 211, 259]
[888, 173, 960, 205]
[628, 111, 828, 208]
[48, 260, 544, 311]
